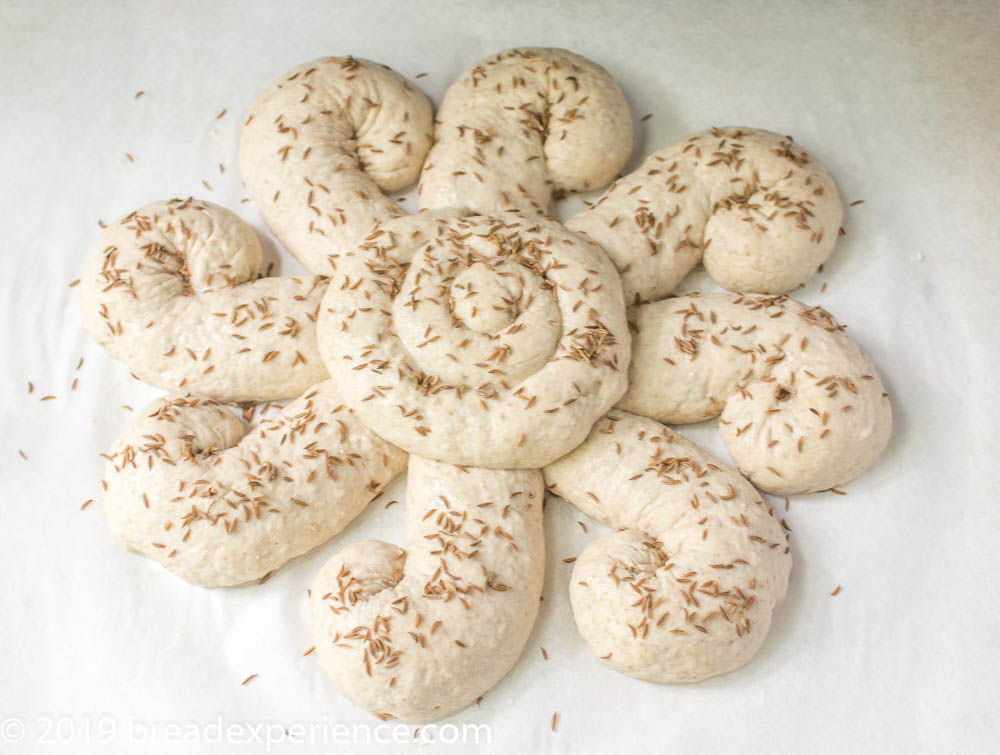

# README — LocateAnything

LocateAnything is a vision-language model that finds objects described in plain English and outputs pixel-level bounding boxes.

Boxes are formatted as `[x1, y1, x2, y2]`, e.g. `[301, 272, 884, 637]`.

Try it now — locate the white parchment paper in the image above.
[2, 1, 998, 752]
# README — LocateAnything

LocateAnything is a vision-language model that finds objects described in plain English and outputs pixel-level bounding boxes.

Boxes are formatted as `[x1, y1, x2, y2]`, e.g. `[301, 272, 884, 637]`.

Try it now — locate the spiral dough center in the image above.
[392, 233, 563, 388]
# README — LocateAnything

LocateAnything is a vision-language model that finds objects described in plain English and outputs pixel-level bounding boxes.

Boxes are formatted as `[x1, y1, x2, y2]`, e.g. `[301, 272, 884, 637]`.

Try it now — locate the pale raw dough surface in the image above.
[568, 127, 843, 305]
[419, 47, 632, 215]
[311, 457, 544, 722]
[619, 292, 891, 494]
[3, 2, 998, 754]
[318, 211, 629, 468]
[240, 56, 433, 274]
[79, 199, 329, 402]
[544, 411, 791, 683]
[102, 380, 406, 587]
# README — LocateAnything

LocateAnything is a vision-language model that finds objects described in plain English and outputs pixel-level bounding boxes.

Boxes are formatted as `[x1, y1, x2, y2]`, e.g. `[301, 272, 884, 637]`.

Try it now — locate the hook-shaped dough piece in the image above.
[618, 292, 891, 494]
[101, 380, 407, 587]
[419, 48, 633, 215]
[544, 411, 791, 683]
[240, 56, 434, 273]
[80, 198, 329, 402]
[568, 127, 844, 304]
[310, 456, 544, 722]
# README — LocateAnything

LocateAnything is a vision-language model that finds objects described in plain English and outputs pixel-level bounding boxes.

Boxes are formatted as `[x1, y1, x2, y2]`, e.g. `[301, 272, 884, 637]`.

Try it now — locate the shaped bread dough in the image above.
[544, 411, 791, 683]
[419, 48, 632, 215]
[240, 56, 433, 273]
[619, 292, 892, 494]
[317, 210, 630, 468]
[568, 127, 843, 304]
[311, 456, 544, 722]
[80, 198, 329, 402]
[101, 380, 406, 587]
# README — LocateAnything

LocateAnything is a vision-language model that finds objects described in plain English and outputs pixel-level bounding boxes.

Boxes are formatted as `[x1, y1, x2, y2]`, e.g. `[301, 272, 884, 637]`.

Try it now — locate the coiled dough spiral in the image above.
[317, 210, 630, 468]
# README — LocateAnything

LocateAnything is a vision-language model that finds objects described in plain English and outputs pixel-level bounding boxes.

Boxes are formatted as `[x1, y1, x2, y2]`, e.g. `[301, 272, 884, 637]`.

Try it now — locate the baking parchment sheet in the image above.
[2, 1, 998, 752]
